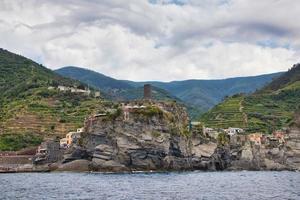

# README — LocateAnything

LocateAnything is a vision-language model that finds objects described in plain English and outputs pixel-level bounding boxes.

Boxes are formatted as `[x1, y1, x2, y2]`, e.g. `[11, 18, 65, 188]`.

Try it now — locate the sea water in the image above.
[1, 171, 299, 200]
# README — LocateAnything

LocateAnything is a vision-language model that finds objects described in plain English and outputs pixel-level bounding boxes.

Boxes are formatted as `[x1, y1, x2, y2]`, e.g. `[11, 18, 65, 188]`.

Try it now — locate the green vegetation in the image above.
[134, 106, 163, 118]
[56, 66, 281, 118]
[106, 107, 122, 120]
[151, 131, 161, 138]
[0, 133, 43, 151]
[260, 64, 300, 93]
[217, 132, 229, 146]
[201, 64, 300, 134]
[0, 48, 110, 150]
[201, 95, 245, 128]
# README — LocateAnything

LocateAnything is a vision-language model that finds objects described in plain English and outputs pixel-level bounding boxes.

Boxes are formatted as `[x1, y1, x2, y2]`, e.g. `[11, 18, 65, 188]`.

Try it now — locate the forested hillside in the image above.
[56, 66, 282, 115]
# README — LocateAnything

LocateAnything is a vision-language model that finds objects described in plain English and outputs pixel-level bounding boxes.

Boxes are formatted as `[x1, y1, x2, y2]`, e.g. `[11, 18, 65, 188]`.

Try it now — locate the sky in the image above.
[0, 0, 299, 81]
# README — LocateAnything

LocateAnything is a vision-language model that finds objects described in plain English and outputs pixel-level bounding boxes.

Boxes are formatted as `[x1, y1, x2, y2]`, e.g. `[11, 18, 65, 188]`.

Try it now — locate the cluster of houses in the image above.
[48, 85, 100, 97]
[247, 130, 287, 147]
[59, 128, 84, 148]
[202, 126, 287, 146]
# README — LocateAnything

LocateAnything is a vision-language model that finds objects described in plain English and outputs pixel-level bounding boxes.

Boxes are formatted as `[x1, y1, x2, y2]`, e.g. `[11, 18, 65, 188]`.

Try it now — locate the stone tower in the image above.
[144, 84, 152, 99]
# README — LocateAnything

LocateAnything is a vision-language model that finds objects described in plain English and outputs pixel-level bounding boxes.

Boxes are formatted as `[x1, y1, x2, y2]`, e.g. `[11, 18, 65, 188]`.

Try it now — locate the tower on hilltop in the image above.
[143, 84, 152, 99]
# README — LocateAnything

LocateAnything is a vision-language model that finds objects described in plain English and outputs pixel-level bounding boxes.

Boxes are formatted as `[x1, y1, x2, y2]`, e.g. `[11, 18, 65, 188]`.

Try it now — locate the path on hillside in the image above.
[239, 99, 248, 127]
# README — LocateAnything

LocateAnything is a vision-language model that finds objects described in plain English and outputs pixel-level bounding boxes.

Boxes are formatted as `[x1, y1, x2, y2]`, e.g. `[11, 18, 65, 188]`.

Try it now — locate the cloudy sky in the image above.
[0, 0, 299, 81]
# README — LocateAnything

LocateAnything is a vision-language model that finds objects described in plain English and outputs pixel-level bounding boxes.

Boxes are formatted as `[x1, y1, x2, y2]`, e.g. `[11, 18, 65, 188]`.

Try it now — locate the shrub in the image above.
[0, 133, 43, 151]
[135, 106, 163, 118]
[151, 131, 161, 138]
[217, 133, 229, 146]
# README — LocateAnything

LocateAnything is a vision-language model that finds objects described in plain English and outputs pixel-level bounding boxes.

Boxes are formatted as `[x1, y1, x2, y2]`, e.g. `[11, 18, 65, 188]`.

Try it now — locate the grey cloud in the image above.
[0, 0, 299, 81]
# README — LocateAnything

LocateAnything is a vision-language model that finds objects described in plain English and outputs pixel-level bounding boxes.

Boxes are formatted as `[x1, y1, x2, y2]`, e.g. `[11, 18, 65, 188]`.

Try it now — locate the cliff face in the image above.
[83, 102, 186, 171]
[227, 113, 300, 171]
[58, 102, 300, 172]
[77, 101, 218, 171]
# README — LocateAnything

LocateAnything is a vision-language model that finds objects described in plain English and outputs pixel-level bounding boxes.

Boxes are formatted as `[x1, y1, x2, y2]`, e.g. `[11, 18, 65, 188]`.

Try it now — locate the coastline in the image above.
[1, 164, 299, 174]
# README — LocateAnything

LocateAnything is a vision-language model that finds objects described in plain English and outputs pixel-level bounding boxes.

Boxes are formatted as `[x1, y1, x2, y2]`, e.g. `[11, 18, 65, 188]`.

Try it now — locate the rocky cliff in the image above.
[57, 101, 219, 172]
[227, 113, 300, 171]
[56, 102, 300, 172]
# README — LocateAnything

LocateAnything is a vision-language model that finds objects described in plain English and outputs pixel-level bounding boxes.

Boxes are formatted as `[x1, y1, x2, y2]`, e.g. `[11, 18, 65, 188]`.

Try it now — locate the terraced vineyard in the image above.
[200, 95, 246, 128]
[200, 64, 300, 134]
[1, 90, 109, 136]
[0, 48, 114, 151]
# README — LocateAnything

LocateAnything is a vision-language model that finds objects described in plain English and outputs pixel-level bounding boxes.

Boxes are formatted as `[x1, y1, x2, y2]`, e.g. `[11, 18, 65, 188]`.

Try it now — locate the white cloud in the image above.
[0, 0, 299, 81]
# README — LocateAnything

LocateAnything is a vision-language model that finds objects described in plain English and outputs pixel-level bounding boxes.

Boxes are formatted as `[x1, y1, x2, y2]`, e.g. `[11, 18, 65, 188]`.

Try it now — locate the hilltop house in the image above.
[58, 85, 69, 91]
[95, 91, 101, 98]
[56, 85, 91, 96]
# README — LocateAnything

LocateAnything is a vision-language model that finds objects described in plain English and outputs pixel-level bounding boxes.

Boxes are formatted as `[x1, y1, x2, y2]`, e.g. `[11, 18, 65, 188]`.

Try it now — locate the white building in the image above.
[95, 91, 101, 98]
[77, 128, 84, 133]
[58, 85, 70, 91]
[225, 127, 244, 136]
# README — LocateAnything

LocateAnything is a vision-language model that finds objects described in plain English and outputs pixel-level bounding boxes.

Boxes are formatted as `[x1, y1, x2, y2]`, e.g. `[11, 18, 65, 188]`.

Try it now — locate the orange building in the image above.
[248, 133, 262, 145]
[273, 131, 285, 143]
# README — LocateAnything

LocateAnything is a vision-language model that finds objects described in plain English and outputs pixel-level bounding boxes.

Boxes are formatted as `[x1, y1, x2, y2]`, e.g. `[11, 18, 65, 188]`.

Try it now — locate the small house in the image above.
[225, 127, 244, 136]
[248, 133, 262, 146]
[273, 130, 285, 143]
[66, 131, 81, 146]
[95, 91, 101, 98]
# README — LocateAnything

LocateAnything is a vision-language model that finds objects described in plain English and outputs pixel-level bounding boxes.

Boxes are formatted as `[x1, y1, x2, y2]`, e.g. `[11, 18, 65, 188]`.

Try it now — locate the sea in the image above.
[0, 171, 299, 200]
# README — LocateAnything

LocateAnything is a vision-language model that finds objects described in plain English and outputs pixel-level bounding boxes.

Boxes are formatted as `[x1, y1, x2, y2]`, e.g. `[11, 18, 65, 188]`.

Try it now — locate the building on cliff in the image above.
[225, 127, 244, 136]
[248, 133, 263, 146]
[60, 128, 84, 148]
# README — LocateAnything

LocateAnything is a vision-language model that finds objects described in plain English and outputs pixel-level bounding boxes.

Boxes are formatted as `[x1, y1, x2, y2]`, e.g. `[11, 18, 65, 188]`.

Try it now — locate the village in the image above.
[202, 126, 287, 147]
[56, 84, 288, 151]
[0, 84, 290, 172]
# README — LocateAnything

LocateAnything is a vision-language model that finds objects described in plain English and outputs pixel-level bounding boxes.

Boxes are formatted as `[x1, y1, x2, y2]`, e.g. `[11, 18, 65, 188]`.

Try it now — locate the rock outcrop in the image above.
[81, 101, 198, 172]
[56, 102, 300, 172]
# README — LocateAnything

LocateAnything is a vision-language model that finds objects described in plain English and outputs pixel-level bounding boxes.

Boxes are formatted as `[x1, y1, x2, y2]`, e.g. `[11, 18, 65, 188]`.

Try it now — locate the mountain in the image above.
[0, 49, 110, 151]
[56, 66, 133, 91]
[127, 73, 283, 112]
[56, 67, 183, 103]
[56, 66, 282, 115]
[201, 63, 300, 133]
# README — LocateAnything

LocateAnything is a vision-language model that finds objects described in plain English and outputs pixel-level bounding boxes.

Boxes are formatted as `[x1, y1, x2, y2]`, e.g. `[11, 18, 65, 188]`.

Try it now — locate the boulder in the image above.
[192, 142, 217, 158]
[264, 159, 286, 170]
[56, 160, 91, 172]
